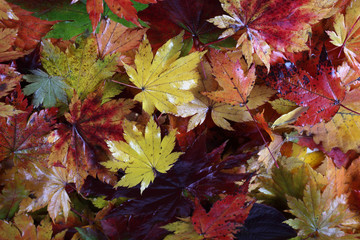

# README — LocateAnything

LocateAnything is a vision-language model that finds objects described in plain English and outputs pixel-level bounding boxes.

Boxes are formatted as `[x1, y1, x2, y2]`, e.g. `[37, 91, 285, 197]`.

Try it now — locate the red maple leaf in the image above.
[49, 91, 134, 183]
[85, 0, 157, 32]
[0, 85, 57, 168]
[192, 184, 253, 240]
[263, 47, 347, 126]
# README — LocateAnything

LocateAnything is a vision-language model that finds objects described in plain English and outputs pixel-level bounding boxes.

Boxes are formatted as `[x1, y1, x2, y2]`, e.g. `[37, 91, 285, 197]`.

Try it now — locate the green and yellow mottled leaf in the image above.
[41, 37, 118, 100]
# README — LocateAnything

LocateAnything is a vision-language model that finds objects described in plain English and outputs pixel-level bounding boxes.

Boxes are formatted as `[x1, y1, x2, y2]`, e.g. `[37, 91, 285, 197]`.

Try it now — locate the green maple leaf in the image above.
[23, 69, 69, 108]
[39, 1, 92, 40]
[285, 179, 359, 239]
[256, 157, 327, 209]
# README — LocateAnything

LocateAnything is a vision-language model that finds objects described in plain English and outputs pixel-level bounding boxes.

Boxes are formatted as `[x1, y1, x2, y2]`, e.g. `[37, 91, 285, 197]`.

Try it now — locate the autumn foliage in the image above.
[2, 0, 360, 239]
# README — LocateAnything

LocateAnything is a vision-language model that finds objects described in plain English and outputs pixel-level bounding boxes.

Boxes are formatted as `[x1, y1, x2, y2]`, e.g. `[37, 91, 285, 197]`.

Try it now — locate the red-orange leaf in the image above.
[203, 50, 255, 106]
[192, 191, 253, 240]
[87, 0, 103, 33]
[106, 0, 157, 27]
[263, 47, 346, 126]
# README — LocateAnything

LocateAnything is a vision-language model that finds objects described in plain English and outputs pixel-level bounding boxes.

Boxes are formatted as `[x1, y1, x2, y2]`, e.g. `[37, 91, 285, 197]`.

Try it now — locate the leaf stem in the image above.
[340, 104, 360, 115]
[111, 79, 139, 90]
[202, 34, 233, 49]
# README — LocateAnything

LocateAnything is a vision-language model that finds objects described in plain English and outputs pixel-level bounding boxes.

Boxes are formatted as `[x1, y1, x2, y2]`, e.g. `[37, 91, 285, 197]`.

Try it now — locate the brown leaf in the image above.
[96, 19, 146, 63]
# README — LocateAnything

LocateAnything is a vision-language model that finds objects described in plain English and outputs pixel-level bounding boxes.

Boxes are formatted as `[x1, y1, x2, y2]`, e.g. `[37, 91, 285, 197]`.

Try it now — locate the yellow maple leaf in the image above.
[327, 0, 360, 72]
[103, 118, 183, 193]
[41, 37, 118, 100]
[124, 32, 205, 114]
[162, 218, 203, 240]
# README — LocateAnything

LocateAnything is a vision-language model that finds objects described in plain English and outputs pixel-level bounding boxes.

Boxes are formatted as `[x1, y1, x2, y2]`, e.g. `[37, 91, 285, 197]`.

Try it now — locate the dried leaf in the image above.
[96, 18, 146, 59]
[203, 50, 256, 106]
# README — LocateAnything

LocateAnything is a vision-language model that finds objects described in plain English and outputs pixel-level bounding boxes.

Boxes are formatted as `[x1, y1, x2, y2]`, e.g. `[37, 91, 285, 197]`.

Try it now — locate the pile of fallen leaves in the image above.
[1, 0, 360, 239]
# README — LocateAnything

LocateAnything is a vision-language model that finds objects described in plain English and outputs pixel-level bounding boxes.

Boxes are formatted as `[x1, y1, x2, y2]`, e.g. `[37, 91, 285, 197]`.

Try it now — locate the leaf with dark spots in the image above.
[262, 47, 346, 126]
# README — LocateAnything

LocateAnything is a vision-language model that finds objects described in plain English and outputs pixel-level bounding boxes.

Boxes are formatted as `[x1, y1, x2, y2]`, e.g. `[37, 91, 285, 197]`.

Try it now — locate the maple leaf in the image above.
[296, 88, 360, 153]
[208, 0, 336, 70]
[41, 37, 118, 100]
[192, 193, 253, 239]
[23, 69, 69, 108]
[327, 0, 360, 72]
[255, 157, 327, 209]
[164, 183, 253, 240]
[0, 64, 23, 117]
[203, 50, 256, 106]
[176, 60, 274, 131]
[124, 32, 205, 114]
[48, 91, 134, 186]
[0, 85, 57, 168]
[19, 165, 75, 222]
[0, 214, 66, 239]
[96, 18, 147, 60]
[263, 47, 346, 126]
[103, 118, 182, 193]
[285, 180, 357, 239]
